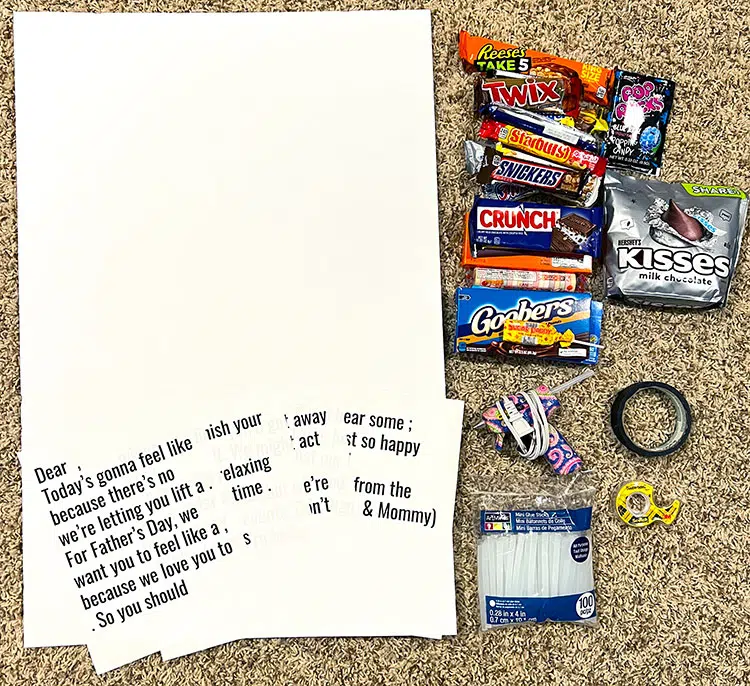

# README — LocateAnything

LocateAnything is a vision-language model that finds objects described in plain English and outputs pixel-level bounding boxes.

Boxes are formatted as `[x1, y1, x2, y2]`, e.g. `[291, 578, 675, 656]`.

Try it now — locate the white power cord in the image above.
[495, 389, 550, 461]
[474, 370, 596, 460]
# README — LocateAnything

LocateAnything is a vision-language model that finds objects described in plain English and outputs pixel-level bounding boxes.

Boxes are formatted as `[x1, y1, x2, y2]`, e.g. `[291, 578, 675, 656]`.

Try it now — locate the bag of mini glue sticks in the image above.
[474, 476, 598, 629]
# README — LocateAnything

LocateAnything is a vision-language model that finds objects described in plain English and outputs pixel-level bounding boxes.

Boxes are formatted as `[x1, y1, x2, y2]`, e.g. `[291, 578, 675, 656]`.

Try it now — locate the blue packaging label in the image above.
[481, 507, 592, 533]
[469, 197, 603, 258]
[454, 287, 600, 365]
[484, 592, 596, 625]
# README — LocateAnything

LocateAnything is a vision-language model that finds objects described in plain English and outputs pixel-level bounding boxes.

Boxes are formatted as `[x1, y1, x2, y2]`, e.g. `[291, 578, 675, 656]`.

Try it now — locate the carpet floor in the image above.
[1, 0, 749, 684]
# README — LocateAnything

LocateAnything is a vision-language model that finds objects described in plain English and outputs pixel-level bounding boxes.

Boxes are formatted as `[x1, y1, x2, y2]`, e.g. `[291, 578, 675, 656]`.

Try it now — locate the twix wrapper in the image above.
[479, 120, 606, 176]
[475, 74, 581, 118]
[459, 30, 614, 107]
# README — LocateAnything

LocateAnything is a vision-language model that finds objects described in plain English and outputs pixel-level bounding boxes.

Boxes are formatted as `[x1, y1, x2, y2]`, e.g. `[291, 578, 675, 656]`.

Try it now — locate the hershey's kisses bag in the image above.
[604, 172, 747, 308]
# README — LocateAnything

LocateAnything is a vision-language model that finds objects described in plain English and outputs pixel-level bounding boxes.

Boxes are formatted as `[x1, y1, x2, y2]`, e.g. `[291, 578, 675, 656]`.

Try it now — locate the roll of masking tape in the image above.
[610, 382, 691, 458]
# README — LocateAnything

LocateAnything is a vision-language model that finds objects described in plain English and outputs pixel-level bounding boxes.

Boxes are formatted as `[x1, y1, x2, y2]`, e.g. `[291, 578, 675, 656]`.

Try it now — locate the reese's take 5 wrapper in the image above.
[459, 30, 614, 107]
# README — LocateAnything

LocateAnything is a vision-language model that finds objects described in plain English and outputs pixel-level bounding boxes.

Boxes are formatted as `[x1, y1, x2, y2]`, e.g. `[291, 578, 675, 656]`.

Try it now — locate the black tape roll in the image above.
[610, 382, 691, 458]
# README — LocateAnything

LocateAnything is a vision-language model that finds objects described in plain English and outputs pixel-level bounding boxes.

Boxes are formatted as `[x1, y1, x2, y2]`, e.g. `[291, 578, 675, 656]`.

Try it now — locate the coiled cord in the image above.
[495, 389, 550, 461]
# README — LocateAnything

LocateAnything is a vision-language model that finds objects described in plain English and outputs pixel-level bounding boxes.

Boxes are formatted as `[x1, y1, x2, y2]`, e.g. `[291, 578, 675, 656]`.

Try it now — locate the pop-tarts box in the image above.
[454, 287, 602, 365]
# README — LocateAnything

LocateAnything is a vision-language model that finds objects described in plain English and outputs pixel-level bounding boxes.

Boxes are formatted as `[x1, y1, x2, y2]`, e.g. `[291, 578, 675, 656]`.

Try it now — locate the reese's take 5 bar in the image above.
[459, 30, 615, 107]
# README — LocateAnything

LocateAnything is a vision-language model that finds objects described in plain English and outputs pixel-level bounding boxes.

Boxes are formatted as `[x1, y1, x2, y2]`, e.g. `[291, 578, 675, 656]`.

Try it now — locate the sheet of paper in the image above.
[14, 9, 446, 648]
[21, 396, 463, 671]
[159, 396, 464, 662]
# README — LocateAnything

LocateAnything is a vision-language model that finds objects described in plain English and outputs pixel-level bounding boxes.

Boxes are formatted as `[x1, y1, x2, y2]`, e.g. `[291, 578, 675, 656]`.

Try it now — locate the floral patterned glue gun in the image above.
[477, 370, 594, 475]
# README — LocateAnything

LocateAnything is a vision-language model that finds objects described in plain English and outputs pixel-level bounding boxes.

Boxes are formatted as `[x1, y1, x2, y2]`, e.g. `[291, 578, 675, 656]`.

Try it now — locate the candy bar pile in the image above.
[454, 31, 748, 362]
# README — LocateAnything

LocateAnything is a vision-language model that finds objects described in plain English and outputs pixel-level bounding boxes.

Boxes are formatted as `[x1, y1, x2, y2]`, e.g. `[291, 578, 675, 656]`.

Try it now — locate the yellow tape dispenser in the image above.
[614, 481, 681, 528]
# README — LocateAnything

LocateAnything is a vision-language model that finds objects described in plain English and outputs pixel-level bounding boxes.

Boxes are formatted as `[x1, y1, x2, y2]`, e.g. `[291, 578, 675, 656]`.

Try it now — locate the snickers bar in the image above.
[465, 141, 588, 202]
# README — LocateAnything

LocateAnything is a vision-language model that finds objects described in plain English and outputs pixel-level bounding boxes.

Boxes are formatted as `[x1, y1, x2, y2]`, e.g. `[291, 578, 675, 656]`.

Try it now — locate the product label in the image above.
[484, 591, 596, 625]
[503, 126, 601, 172]
[556, 347, 587, 358]
[543, 123, 579, 145]
[478, 207, 560, 233]
[616, 246, 731, 279]
[481, 507, 592, 533]
[469, 298, 576, 336]
[681, 184, 746, 199]
[482, 80, 561, 109]
[475, 44, 531, 73]
[570, 536, 590, 562]
[491, 160, 565, 189]
[612, 80, 665, 121]
[551, 256, 585, 268]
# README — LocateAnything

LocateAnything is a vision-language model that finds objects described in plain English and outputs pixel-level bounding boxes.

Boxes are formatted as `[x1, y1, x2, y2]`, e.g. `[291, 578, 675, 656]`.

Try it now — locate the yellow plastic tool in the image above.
[614, 481, 681, 527]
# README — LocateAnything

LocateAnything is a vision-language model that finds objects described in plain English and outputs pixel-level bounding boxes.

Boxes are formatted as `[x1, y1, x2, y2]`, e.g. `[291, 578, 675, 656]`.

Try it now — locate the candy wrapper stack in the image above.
[455, 31, 612, 365]
[454, 31, 747, 364]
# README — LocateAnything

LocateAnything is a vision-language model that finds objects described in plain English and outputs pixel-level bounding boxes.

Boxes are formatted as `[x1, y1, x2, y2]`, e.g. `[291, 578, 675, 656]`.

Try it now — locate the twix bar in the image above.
[475, 75, 581, 118]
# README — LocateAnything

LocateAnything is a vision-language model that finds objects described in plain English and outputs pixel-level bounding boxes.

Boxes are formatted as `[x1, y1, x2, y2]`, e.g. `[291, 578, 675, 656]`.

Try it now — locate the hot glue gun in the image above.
[476, 370, 594, 475]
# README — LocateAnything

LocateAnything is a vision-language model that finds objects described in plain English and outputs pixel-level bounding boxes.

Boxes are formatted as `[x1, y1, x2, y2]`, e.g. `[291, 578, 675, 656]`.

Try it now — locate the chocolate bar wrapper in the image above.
[478, 179, 602, 210]
[603, 71, 675, 176]
[459, 30, 614, 106]
[466, 141, 586, 197]
[479, 183, 534, 203]
[454, 287, 602, 365]
[480, 104, 599, 152]
[462, 212, 594, 274]
[478, 120, 606, 175]
[475, 75, 580, 118]
[604, 172, 747, 308]
[469, 196, 603, 258]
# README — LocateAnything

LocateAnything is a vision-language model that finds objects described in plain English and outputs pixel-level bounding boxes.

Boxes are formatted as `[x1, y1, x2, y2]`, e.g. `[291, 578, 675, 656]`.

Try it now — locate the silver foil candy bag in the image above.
[604, 172, 747, 308]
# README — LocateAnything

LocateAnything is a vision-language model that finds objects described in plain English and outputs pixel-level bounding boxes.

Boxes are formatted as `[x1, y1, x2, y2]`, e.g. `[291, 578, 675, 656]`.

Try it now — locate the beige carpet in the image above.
[1, 1, 749, 684]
